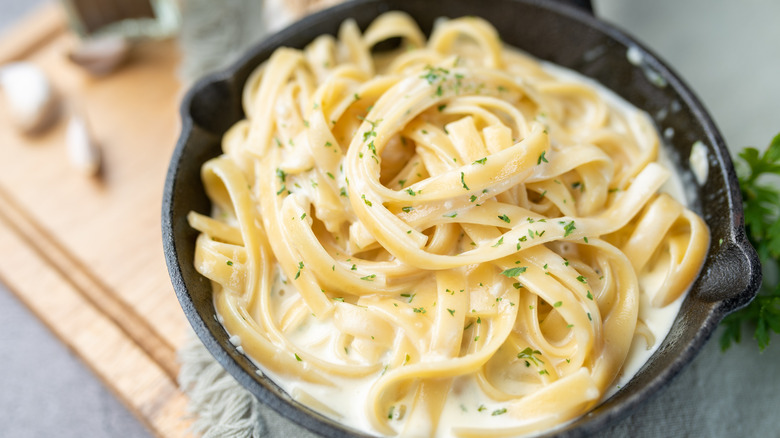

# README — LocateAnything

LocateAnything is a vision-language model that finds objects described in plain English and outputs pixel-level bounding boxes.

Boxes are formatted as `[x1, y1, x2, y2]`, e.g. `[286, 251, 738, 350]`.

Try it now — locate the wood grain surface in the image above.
[0, 3, 192, 437]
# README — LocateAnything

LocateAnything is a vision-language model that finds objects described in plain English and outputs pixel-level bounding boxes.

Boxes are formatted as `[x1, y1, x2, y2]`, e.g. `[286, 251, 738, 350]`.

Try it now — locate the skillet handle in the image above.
[552, 0, 594, 14]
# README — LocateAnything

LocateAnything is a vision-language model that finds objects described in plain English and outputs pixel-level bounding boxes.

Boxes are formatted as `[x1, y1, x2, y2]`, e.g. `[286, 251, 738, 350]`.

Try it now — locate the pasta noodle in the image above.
[188, 12, 710, 437]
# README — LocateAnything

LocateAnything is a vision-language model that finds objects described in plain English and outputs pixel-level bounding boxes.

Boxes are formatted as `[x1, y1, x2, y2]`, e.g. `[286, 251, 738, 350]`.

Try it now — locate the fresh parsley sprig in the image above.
[720, 133, 780, 351]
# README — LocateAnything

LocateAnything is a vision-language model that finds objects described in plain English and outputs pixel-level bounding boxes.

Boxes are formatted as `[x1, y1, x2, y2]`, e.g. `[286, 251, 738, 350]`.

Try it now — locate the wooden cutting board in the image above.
[0, 4, 192, 437]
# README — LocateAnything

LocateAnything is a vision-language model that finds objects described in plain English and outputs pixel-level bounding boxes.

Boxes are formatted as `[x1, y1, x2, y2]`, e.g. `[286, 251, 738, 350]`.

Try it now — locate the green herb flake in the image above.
[501, 267, 527, 277]
[226, 260, 233, 266]
[447, 308, 455, 316]
[473, 157, 487, 165]
[460, 172, 470, 190]
[517, 347, 544, 366]
[563, 220, 576, 237]
[554, 301, 563, 308]
[491, 408, 507, 416]
[537, 150, 549, 165]
[498, 214, 511, 223]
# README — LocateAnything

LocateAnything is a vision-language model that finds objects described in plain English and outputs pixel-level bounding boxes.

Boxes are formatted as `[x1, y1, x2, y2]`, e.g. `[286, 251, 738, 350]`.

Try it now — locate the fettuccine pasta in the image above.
[189, 12, 710, 437]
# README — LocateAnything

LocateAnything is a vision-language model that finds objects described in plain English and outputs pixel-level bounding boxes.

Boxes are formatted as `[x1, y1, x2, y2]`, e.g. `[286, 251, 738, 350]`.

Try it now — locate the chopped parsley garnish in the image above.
[517, 347, 544, 366]
[491, 408, 507, 416]
[402, 206, 414, 213]
[537, 150, 549, 164]
[498, 214, 511, 223]
[473, 157, 487, 165]
[460, 172, 470, 190]
[577, 275, 588, 283]
[501, 267, 527, 277]
[554, 301, 563, 308]
[294, 261, 304, 279]
[563, 220, 576, 237]
[360, 274, 376, 281]
[447, 308, 455, 316]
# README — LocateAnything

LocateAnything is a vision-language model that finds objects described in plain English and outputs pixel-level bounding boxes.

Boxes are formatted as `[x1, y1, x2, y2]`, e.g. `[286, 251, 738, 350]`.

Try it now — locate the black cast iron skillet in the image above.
[163, 0, 762, 436]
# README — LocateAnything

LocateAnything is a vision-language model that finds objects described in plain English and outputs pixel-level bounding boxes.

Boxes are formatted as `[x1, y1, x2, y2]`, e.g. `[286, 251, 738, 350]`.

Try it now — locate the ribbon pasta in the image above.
[189, 12, 709, 437]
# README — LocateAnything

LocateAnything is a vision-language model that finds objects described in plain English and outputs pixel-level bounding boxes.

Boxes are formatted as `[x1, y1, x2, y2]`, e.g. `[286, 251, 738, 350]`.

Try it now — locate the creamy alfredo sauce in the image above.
[219, 55, 692, 438]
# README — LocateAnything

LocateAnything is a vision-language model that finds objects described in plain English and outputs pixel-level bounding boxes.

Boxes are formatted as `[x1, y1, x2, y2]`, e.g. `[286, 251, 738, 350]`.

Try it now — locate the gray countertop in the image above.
[1, 1, 778, 437]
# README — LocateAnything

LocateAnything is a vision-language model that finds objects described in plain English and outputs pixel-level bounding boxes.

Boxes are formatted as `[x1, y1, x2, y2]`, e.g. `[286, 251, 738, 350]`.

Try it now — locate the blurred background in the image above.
[0, 1, 777, 437]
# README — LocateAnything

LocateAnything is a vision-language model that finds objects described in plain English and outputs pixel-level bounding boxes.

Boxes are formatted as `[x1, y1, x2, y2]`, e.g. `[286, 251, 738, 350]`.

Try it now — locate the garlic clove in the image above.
[66, 113, 101, 176]
[68, 36, 130, 76]
[0, 62, 59, 134]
